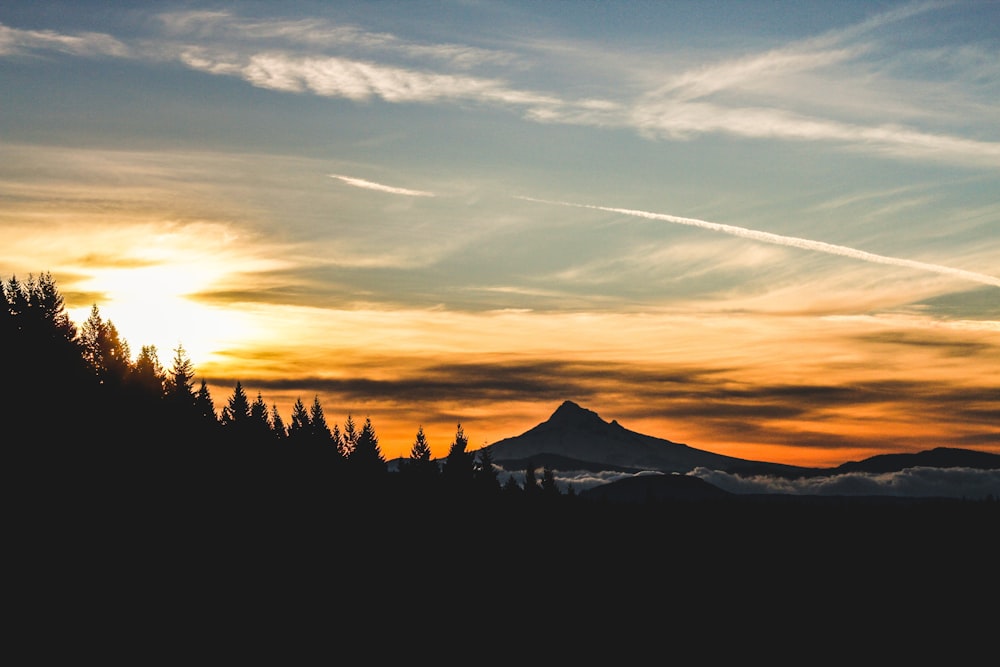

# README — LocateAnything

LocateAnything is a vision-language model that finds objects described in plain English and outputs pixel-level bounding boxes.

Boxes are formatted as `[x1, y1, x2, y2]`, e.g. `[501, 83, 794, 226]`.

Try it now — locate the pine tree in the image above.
[409, 425, 433, 462]
[287, 398, 311, 444]
[164, 345, 195, 408]
[398, 425, 439, 489]
[442, 423, 475, 490]
[342, 414, 359, 456]
[348, 416, 386, 477]
[131, 344, 165, 398]
[541, 466, 561, 496]
[220, 381, 252, 431]
[271, 403, 287, 441]
[250, 391, 273, 444]
[194, 379, 217, 425]
[474, 445, 501, 494]
[80, 304, 131, 387]
[308, 395, 333, 447]
[523, 462, 539, 495]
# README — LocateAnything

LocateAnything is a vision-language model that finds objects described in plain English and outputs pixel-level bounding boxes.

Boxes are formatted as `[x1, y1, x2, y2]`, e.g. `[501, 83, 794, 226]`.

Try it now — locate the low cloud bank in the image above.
[493, 465, 1000, 500]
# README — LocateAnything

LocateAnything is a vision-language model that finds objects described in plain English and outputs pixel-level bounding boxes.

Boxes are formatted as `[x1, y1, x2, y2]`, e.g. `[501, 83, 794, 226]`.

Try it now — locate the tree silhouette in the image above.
[287, 398, 311, 444]
[131, 345, 165, 398]
[308, 396, 334, 449]
[541, 466, 561, 496]
[442, 423, 475, 490]
[164, 345, 195, 408]
[342, 414, 359, 456]
[194, 379, 218, 426]
[399, 425, 439, 487]
[271, 403, 287, 441]
[474, 446, 501, 495]
[80, 304, 131, 388]
[348, 416, 386, 478]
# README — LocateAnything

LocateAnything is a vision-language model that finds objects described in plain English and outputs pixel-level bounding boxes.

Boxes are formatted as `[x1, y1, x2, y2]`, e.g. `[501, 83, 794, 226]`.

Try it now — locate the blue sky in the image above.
[2, 0, 998, 466]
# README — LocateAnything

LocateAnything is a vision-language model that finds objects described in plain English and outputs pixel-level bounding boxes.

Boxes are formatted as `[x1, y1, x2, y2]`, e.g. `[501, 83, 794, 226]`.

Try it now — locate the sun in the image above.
[62, 223, 285, 369]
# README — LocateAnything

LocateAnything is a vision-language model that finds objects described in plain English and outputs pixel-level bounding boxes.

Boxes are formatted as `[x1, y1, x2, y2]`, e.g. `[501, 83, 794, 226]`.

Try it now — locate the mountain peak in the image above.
[547, 400, 606, 426]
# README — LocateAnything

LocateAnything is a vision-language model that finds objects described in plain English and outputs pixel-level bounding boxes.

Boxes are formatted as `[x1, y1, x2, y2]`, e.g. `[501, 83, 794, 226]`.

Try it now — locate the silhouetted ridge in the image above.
[836, 446, 1000, 473]
[543, 400, 608, 430]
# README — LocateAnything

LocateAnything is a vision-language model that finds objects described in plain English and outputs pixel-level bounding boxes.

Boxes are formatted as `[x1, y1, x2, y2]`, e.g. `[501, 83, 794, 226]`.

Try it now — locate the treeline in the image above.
[3, 272, 567, 515]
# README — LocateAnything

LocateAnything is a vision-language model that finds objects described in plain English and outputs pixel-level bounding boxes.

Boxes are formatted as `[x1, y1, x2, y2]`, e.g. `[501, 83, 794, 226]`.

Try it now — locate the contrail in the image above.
[330, 174, 435, 197]
[518, 196, 1000, 288]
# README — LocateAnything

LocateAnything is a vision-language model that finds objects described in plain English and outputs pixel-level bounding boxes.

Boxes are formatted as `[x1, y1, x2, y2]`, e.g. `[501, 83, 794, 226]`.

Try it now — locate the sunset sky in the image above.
[3, 0, 998, 467]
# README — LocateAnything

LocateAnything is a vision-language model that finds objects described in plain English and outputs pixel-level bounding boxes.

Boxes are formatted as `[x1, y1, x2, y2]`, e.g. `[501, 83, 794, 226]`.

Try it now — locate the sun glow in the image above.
[68, 264, 251, 366]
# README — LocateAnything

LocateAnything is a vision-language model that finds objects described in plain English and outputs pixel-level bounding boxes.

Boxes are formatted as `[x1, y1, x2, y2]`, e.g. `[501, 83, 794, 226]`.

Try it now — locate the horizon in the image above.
[2, 1, 998, 467]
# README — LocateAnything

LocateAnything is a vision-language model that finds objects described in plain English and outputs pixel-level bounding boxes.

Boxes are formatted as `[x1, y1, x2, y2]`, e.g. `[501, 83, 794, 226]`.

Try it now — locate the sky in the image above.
[2, 0, 999, 469]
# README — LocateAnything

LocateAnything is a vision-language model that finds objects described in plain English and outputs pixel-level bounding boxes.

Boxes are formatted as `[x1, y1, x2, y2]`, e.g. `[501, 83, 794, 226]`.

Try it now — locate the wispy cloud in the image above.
[329, 174, 435, 197]
[519, 197, 1000, 289]
[5, 4, 998, 167]
[0, 23, 128, 57]
[689, 465, 1000, 500]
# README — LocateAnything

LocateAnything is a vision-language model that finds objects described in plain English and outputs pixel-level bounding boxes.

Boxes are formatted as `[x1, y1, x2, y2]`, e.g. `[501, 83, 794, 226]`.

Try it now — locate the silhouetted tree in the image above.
[131, 345, 165, 398]
[3, 272, 88, 454]
[286, 398, 310, 444]
[523, 462, 539, 496]
[249, 391, 273, 444]
[164, 345, 195, 409]
[502, 474, 521, 495]
[80, 304, 131, 388]
[271, 403, 287, 441]
[474, 446, 501, 495]
[348, 416, 386, 478]
[308, 396, 333, 448]
[442, 423, 475, 490]
[194, 379, 218, 426]
[399, 425, 439, 483]
[541, 466, 561, 496]
[220, 381, 253, 444]
[342, 414, 359, 456]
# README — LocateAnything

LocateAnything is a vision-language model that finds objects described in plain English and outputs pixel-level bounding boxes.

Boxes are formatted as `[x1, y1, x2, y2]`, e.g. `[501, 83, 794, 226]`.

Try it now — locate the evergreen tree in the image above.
[342, 414, 359, 456]
[194, 379, 218, 425]
[131, 344, 165, 398]
[287, 398, 311, 444]
[271, 403, 287, 441]
[398, 425, 440, 490]
[164, 345, 195, 409]
[308, 395, 333, 447]
[80, 304, 131, 387]
[330, 423, 345, 458]
[523, 462, 539, 495]
[348, 416, 386, 477]
[441, 423, 475, 489]
[474, 445, 501, 494]
[502, 474, 521, 495]
[541, 466, 561, 496]
[220, 381, 252, 442]
[409, 426, 433, 463]
[250, 391, 273, 444]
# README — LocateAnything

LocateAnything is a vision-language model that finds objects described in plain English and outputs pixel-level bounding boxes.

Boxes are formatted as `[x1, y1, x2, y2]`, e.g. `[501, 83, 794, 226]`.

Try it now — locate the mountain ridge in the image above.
[476, 400, 1000, 477]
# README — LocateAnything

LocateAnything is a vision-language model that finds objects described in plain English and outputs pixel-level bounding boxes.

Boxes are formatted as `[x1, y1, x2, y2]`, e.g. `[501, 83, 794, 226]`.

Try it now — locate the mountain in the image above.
[832, 446, 1000, 474]
[481, 400, 820, 478]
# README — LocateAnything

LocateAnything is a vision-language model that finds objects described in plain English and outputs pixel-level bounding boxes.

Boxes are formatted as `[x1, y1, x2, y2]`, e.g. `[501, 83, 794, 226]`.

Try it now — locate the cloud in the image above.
[490, 464, 1000, 500]
[688, 466, 1000, 500]
[7, 4, 999, 168]
[0, 22, 128, 57]
[329, 174, 435, 197]
[519, 197, 1000, 289]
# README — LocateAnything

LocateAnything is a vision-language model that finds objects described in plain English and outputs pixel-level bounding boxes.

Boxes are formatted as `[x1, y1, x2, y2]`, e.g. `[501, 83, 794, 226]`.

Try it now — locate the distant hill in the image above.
[833, 447, 1000, 474]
